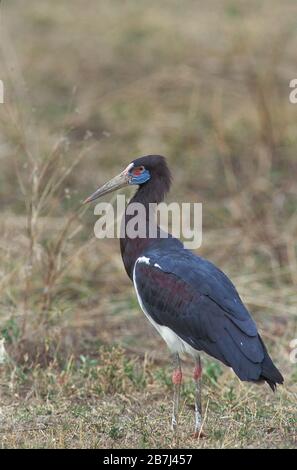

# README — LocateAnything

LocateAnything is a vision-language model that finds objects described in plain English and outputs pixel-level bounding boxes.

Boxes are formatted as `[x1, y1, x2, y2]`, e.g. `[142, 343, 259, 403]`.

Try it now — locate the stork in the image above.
[84, 155, 283, 436]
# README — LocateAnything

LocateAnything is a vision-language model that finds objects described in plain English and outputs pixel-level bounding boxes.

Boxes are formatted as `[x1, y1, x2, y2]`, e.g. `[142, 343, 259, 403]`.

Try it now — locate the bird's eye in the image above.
[132, 166, 145, 176]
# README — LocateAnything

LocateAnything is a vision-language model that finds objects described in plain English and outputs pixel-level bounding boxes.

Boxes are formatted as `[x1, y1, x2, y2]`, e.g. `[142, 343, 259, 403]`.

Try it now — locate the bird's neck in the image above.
[120, 183, 165, 279]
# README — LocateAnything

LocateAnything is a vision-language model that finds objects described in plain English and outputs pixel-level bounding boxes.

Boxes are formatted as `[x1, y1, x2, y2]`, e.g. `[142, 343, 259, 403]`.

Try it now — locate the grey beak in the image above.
[83, 171, 131, 204]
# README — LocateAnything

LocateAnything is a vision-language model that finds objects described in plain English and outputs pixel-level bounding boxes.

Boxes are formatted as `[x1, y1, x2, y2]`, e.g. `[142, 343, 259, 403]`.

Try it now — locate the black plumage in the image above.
[133, 242, 283, 390]
[119, 155, 283, 390]
[85, 154, 283, 435]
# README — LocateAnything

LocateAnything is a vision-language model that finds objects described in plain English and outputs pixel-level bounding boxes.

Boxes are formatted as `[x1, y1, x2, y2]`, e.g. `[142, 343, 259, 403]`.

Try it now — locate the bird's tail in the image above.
[258, 335, 284, 391]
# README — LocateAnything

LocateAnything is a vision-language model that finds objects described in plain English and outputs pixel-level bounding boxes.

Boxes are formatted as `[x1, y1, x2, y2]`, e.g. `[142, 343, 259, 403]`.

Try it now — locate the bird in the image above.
[84, 154, 283, 437]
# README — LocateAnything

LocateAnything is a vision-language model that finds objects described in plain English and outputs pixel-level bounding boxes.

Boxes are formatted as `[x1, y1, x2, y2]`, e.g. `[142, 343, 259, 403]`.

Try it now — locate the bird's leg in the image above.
[171, 352, 182, 432]
[193, 355, 204, 438]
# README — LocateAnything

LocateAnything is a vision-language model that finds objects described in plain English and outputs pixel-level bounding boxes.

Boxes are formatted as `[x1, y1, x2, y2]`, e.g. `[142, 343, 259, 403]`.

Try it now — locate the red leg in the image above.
[172, 368, 183, 385]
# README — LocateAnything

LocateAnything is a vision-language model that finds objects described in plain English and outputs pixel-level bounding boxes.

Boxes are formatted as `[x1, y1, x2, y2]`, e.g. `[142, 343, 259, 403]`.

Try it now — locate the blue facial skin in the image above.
[129, 168, 151, 185]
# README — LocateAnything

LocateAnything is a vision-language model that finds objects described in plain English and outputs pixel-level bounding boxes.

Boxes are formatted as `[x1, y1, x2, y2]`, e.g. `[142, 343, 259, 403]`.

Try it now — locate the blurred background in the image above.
[0, 0, 296, 448]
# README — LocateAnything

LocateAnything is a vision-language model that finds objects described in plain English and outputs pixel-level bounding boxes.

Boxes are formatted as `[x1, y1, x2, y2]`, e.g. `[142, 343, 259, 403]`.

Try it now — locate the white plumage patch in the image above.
[154, 263, 162, 269]
[137, 256, 150, 265]
[133, 257, 198, 357]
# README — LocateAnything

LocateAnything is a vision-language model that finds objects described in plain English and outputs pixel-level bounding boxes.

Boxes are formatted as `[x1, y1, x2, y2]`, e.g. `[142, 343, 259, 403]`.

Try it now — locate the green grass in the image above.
[0, 346, 296, 448]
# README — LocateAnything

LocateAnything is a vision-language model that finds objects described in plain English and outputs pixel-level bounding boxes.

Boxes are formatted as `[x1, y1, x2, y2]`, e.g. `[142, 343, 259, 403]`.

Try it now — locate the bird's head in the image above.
[83, 155, 171, 204]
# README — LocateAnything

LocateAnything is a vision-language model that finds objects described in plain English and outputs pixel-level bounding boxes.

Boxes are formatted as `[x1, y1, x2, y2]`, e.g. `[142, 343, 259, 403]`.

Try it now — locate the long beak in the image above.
[83, 171, 131, 204]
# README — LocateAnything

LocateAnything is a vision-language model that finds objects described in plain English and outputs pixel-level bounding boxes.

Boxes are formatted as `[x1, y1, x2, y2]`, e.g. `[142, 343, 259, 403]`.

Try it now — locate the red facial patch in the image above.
[132, 167, 143, 176]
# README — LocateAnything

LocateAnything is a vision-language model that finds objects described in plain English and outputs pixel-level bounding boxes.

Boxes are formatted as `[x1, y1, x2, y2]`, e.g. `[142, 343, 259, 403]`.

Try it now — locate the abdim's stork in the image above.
[84, 155, 283, 436]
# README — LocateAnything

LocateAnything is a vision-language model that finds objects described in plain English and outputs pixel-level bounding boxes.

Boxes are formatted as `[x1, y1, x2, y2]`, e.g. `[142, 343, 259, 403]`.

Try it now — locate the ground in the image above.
[0, 0, 296, 448]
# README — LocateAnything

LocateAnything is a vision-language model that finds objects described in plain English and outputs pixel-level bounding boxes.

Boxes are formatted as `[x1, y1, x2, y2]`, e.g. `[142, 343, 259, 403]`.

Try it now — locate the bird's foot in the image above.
[171, 416, 178, 432]
[193, 410, 205, 438]
[193, 429, 206, 439]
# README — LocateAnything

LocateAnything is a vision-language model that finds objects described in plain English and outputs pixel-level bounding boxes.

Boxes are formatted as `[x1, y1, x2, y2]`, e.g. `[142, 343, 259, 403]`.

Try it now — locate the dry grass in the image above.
[0, 346, 296, 449]
[0, 0, 296, 448]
